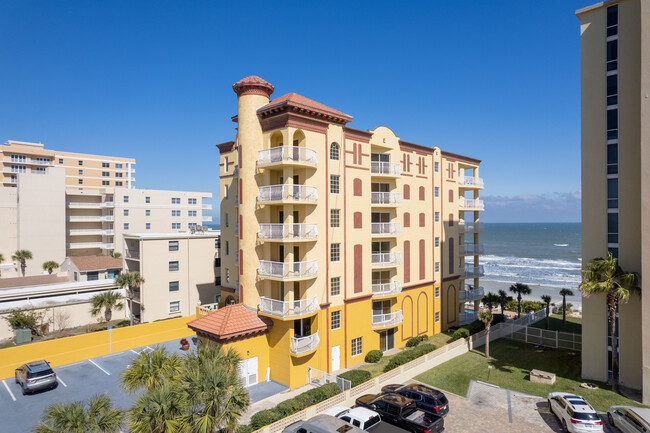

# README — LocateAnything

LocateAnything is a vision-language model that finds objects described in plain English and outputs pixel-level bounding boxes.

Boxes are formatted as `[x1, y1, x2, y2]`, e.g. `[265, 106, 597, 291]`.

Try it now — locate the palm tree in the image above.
[115, 272, 145, 326]
[121, 346, 181, 394]
[479, 310, 493, 359]
[559, 288, 574, 324]
[541, 295, 552, 329]
[181, 342, 250, 432]
[111, 252, 122, 259]
[42, 261, 59, 275]
[127, 383, 190, 433]
[33, 394, 124, 433]
[12, 249, 33, 277]
[581, 252, 639, 392]
[90, 291, 124, 323]
[509, 283, 532, 318]
[481, 292, 500, 310]
[496, 290, 513, 320]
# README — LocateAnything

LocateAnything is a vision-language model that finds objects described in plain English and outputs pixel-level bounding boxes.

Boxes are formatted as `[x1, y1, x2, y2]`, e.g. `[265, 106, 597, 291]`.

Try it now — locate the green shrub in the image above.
[504, 300, 545, 314]
[271, 382, 341, 419]
[406, 335, 428, 347]
[451, 328, 470, 341]
[250, 409, 279, 429]
[365, 350, 383, 363]
[383, 344, 437, 372]
[339, 369, 372, 387]
[114, 320, 131, 328]
[235, 425, 254, 433]
[276, 399, 304, 417]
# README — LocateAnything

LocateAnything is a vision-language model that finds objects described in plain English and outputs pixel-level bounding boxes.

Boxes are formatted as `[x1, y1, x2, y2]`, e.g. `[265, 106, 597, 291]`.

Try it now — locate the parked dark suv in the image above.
[15, 361, 57, 395]
[381, 383, 449, 417]
[356, 392, 444, 433]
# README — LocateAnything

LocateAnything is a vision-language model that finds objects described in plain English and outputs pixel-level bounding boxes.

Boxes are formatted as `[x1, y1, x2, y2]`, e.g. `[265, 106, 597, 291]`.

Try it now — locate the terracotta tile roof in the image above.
[69, 255, 123, 272]
[0, 274, 69, 289]
[260, 92, 353, 121]
[233, 76, 273, 87]
[187, 304, 273, 341]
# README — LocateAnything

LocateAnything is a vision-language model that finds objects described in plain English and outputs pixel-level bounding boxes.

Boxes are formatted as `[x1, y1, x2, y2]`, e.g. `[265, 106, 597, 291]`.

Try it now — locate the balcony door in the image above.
[372, 300, 391, 316]
[371, 182, 391, 193]
[294, 318, 311, 338]
[372, 241, 391, 254]
[372, 212, 391, 223]
[371, 153, 390, 163]
[372, 270, 390, 285]
[379, 329, 395, 352]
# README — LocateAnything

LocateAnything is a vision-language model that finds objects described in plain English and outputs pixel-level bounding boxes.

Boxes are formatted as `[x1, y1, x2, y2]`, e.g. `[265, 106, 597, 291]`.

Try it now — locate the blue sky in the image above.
[0, 0, 594, 223]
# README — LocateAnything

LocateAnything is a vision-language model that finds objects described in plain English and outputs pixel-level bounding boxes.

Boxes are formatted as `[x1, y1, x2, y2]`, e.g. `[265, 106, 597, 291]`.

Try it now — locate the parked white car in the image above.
[321, 406, 382, 431]
[547, 392, 603, 432]
[607, 406, 650, 432]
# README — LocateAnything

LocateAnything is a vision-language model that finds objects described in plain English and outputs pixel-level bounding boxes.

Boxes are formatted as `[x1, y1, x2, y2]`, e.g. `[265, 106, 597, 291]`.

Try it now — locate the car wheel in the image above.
[607, 413, 614, 426]
[14, 375, 18, 384]
[561, 418, 568, 432]
[51, 382, 58, 390]
[21, 385, 26, 396]
[547, 399, 553, 415]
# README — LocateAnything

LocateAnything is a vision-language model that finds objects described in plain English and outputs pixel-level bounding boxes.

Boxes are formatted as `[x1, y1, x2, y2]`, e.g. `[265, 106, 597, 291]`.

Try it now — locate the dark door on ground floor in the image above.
[379, 328, 395, 352]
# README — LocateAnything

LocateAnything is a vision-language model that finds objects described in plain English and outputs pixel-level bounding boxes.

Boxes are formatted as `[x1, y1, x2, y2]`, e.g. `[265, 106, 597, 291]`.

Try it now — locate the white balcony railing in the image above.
[67, 229, 114, 236]
[258, 146, 317, 166]
[66, 242, 115, 249]
[371, 281, 402, 298]
[202, 215, 213, 222]
[371, 252, 402, 267]
[258, 260, 318, 280]
[202, 204, 212, 210]
[291, 331, 320, 355]
[459, 287, 485, 302]
[372, 310, 403, 328]
[461, 265, 485, 278]
[460, 221, 485, 233]
[458, 197, 485, 210]
[371, 222, 402, 236]
[459, 243, 485, 255]
[459, 176, 484, 188]
[459, 311, 478, 324]
[258, 223, 318, 241]
[258, 185, 318, 203]
[67, 202, 102, 209]
[198, 302, 219, 315]
[371, 192, 402, 206]
[259, 296, 318, 318]
[371, 161, 402, 176]
[67, 215, 114, 222]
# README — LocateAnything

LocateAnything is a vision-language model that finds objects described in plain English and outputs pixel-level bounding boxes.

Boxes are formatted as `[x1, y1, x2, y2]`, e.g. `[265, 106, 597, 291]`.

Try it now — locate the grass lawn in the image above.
[415, 339, 644, 412]
[530, 314, 582, 334]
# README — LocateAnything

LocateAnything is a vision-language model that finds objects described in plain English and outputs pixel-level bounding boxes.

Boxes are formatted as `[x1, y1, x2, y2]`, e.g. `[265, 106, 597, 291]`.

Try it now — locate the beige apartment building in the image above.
[578, 0, 650, 401]
[212, 76, 484, 389]
[1, 140, 135, 190]
[123, 231, 221, 323]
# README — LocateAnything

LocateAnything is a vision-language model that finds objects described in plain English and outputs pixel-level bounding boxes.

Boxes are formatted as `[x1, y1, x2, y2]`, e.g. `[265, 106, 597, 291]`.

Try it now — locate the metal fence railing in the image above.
[308, 367, 351, 392]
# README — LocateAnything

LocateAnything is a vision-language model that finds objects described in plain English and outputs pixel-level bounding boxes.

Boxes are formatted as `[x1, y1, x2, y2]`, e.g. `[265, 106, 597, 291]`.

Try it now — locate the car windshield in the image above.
[437, 396, 448, 405]
[365, 415, 381, 429]
[27, 368, 53, 378]
[573, 412, 599, 421]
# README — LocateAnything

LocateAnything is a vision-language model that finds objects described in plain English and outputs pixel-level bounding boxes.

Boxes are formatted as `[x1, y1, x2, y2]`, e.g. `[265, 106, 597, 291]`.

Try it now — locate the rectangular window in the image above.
[435, 262, 440, 272]
[607, 178, 618, 209]
[607, 4, 618, 28]
[188, 198, 197, 205]
[146, 223, 151, 230]
[607, 75, 617, 97]
[188, 210, 197, 217]
[169, 281, 179, 291]
[188, 222, 197, 229]
[58, 158, 63, 164]
[434, 162, 439, 172]
[169, 261, 179, 271]
[172, 197, 180, 204]
[124, 196, 129, 203]
[78, 179, 83, 185]
[224, 185, 229, 199]
[172, 210, 181, 217]
[169, 241, 179, 251]
[225, 213, 229, 227]
[172, 223, 181, 230]
[145, 196, 150, 203]
[434, 212, 439, 222]
[146, 210, 151, 216]
[124, 209, 129, 216]
[331, 243, 341, 262]
[78, 160, 83, 166]
[102, 172, 109, 177]
[330, 276, 341, 296]
[224, 157, 229, 172]
[124, 223, 129, 230]
[225, 268, 230, 282]
[115, 181, 123, 186]
[225, 241, 229, 255]
[435, 237, 440, 248]
[102, 180, 110, 186]
[435, 312, 440, 322]
[78, 169, 83, 175]
[607, 108, 618, 131]
[330, 175, 340, 194]
[434, 187, 439, 198]
[102, 162, 110, 168]
[215, 238, 221, 249]
[608, 212, 619, 244]
[330, 209, 340, 228]
[351, 337, 363, 357]
[435, 286, 440, 297]
[169, 301, 180, 312]
[115, 172, 123, 177]
[331, 311, 341, 330]
[116, 163, 123, 169]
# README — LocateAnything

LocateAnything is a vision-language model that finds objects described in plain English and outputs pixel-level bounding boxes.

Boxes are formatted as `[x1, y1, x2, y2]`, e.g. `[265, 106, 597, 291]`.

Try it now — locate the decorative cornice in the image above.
[232, 76, 274, 98]
[441, 150, 481, 165]
[343, 127, 372, 143]
[260, 111, 329, 134]
[216, 141, 236, 153]
[258, 100, 352, 125]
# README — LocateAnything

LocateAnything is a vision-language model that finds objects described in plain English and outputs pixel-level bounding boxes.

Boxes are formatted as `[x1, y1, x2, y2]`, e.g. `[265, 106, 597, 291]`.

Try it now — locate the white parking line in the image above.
[2, 380, 16, 402]
[58, 361, 84, 369]
[145, 346, 154, 352]
[56, 376, 67, 387]
[130, 349, 140, 355]
[88, 359, 111, 375]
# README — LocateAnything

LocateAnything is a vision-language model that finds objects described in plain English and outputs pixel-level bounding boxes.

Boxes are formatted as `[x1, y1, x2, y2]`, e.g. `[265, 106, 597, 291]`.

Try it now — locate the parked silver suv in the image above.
[548, 392, 603, 433]
[15, 360, 57, 395]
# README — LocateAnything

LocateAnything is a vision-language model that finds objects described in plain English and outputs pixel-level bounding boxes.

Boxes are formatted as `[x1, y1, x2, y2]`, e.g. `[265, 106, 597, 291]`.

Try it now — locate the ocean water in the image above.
[478, 223, 582, 305]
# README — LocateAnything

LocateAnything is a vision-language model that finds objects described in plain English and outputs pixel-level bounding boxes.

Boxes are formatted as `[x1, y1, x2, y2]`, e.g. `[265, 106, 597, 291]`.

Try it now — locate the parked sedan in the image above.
[607, 406, 650, 432]
[381, 383, 449, 417]
[15, 360, 57, 395]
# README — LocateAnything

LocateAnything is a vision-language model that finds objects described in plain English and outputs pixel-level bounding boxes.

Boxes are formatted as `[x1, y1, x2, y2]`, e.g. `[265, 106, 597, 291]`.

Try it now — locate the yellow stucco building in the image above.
[196, 76, 485, 390]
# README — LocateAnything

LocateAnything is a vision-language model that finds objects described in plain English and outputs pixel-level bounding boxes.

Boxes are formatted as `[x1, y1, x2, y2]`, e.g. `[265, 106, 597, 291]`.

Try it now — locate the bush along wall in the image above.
[338, 369, 373, 387]
[383, 344, 437, 373]
[405, 335, 428, 347]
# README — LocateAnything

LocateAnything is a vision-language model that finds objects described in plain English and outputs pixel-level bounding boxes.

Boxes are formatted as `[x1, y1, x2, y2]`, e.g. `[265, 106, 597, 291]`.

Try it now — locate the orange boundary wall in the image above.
[0, 315, 195, 380]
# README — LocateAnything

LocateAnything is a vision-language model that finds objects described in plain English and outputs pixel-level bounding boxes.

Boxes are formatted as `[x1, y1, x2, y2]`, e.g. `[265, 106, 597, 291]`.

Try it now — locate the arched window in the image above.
[330, 142, 340, 160]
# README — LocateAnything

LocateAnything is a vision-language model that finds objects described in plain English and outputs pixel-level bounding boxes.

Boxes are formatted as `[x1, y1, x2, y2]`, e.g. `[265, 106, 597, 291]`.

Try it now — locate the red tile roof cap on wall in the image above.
[187, 304, 273, 342]
[232, 76, 275, 98]
[258, 92, 353, 125]
[69, 255, 123, 272]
